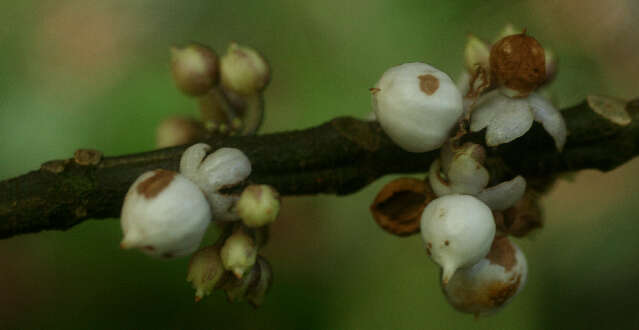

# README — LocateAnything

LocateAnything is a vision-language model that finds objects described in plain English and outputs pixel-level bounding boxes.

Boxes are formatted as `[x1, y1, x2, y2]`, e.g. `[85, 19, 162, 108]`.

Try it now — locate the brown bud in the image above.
[247, 256, 273, 308]
[490, 32, 546, 97]
[370, 177, 436, 236]
[73, 149, 103, 166]
[171, 43, 219, 97]
[493, 190, 542, 237]
[156, 116, 206, 148]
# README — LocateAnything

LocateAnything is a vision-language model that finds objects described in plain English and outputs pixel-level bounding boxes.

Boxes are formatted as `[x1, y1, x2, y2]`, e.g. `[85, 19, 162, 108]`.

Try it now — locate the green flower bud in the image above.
[220, 227, 258, 279]
[186, 244, 225, 302]
[171, 43, 219, 97]
[464, 34, 490, 72]
[237, 185, 280, 228]
[220, 42, 270, 95]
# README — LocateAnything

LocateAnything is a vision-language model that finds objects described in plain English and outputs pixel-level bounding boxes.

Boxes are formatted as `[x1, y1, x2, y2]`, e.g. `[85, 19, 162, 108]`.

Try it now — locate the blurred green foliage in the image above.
[1, 0, 638, 329]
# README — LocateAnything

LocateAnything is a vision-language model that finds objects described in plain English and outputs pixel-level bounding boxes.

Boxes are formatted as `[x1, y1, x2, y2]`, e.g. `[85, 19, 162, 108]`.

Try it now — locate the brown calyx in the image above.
[418, 74, 439, 95]
[490, 32, 546, 97]
[494, 190, 542, 237]
[370, 177, 436, 236]
[137, 169, 176, 198]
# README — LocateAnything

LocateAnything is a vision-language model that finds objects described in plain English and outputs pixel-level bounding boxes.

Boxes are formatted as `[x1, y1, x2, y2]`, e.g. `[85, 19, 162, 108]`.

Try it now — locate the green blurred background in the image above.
[1, 0, 638, 329]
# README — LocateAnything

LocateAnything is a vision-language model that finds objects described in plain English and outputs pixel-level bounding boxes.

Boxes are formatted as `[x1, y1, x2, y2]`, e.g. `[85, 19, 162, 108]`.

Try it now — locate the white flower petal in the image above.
[477, 176, 526, 211]
[528, 93, 567, 151]
[198, 147, 252, 190]
[484, 96, 533, 147]
[180, 143, 210, 181]
[470, 91, 503, 132]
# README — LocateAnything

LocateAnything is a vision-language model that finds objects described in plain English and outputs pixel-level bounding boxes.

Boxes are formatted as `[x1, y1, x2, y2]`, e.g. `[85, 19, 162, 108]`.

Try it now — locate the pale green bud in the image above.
[220, 42, 270, 95]
[220, 227, 258, 279]
[237, 185, 280, 228]
[186, 244, 225, 302]
[464, 34, 490, 72]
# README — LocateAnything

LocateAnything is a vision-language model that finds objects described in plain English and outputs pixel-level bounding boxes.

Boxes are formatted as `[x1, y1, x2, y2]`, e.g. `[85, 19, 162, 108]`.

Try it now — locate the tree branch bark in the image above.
[1, 97, 638, 239]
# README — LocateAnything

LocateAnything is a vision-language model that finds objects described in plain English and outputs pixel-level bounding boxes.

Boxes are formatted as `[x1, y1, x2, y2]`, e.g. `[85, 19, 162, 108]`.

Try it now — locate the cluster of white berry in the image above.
[120, 143, 279, 306]
[120, 41, 279, 307]
[370, 25, 563, 317]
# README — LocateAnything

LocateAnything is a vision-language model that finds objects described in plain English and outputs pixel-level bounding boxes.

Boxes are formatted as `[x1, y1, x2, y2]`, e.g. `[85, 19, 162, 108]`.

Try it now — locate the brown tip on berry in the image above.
[369, 87, 381, 94]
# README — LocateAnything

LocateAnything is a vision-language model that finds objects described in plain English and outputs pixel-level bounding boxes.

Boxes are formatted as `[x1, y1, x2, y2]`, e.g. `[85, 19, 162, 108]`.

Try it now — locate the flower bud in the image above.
[237, 185, 280, 228]
[429, 142, 489, 197]
[120, 169, 211, 258]
[464, 34, 490, 72]
[179, 143, 252, 221]
[186, 244, 225, 302]
[220, 227, 258, 278]
[156, 116, 206, 148]
[171, 43, 219, 96]
[220, 42, 270, 95]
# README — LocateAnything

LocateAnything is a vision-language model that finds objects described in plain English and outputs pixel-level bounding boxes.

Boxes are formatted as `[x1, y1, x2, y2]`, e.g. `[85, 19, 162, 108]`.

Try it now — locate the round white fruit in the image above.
[420, 194, 495, 284]
[372, 62, 463, 153]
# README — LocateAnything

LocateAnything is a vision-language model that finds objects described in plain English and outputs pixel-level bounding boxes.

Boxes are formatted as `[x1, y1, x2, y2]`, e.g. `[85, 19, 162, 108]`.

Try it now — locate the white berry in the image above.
[443, 236, 528, 317]
[372, 62, 463, 152]
[420, 194, 495, 284]
[120, 169, 211, 258]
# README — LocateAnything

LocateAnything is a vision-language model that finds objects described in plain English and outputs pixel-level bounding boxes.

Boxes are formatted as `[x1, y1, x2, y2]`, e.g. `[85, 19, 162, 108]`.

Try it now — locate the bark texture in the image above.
[1, 98, 637, 239]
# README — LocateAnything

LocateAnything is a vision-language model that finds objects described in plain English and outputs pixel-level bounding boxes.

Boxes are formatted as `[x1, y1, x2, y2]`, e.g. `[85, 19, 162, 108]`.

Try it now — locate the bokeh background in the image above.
[1, 0, 639, 329]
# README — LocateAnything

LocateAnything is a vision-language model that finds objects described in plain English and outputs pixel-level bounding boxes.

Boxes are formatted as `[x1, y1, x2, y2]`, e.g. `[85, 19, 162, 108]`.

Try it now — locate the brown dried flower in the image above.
[490, 32, 546, 97]
[370, 177, 436, 236]
[493, 190, 542, 237]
